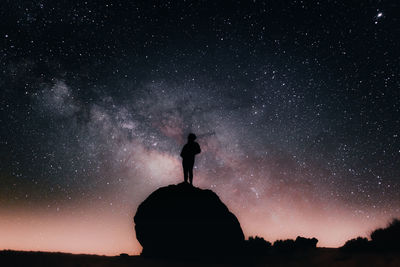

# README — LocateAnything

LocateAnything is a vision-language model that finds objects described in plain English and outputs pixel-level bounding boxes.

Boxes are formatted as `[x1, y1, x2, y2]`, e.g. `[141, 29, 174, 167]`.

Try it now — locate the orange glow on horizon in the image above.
[0, 198, 395, 255]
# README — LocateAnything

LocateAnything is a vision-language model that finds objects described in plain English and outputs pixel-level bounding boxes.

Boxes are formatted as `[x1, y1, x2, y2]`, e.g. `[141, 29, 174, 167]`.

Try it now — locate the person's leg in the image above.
[188, 161, 194, 185]
[189, 169, 193, 185]
[183, 162, 188, 183]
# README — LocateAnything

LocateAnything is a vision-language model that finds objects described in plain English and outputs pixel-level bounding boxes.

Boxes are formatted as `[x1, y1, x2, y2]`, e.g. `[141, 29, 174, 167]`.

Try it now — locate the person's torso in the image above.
[182, 142, 199, 158]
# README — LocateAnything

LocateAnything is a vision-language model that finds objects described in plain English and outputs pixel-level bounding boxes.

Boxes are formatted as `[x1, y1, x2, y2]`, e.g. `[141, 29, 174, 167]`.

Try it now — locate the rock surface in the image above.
[134, 182, 244, 259]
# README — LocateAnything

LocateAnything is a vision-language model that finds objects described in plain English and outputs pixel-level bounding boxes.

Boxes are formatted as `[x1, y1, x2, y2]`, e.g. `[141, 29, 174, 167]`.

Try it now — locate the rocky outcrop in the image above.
[134, 182, 244, 260]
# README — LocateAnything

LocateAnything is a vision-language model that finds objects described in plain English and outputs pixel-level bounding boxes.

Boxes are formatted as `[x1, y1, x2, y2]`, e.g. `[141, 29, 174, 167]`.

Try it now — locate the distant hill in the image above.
[342, 218, 400, 252]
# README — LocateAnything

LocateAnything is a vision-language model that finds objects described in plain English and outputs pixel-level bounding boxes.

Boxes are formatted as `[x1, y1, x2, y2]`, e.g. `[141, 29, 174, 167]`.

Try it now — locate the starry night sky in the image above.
[1, 0, 399, 255]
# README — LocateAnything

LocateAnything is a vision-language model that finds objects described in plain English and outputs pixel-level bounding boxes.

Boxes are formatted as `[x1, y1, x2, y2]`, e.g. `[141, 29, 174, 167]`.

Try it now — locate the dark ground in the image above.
[1, 249, 400, 267]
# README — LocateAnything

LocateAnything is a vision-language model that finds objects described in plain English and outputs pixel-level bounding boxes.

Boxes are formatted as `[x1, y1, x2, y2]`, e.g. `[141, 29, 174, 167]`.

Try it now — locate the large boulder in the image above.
[134, 182, 244, 260]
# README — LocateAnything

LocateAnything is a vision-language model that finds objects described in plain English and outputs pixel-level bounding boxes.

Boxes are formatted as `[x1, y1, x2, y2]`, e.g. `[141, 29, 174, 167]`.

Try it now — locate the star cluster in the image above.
[0, 1, 399, 255]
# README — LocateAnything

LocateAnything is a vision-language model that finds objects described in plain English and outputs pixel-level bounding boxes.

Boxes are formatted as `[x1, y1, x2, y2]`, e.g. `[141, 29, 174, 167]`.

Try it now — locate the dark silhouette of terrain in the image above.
[294, 236, 319, 250]
[341, 218, 400, 252]
[180, 133, 201, 185]
[244, 236, 271, 259]
[271, 236, 318, 252]
[371, 218, 400, 250]
[3, 247, 400, 267]
[2, 219, 400, 266]
[243, 235, 318, 262]
[341, 237, 370, 252]
[134, 182, 244, 261]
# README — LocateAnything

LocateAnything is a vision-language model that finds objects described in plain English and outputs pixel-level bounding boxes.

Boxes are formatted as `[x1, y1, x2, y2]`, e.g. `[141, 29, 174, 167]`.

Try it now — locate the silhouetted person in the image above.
[180, 133, 201, 185]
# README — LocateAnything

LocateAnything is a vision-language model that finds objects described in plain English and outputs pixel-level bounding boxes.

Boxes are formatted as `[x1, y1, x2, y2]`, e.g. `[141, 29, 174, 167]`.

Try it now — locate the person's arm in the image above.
[196, 143, 201, 154]
[180, 145, 185, 158]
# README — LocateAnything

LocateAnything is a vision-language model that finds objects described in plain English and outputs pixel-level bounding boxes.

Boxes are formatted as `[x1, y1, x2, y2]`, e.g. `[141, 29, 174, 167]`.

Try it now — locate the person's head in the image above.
[188, 133, 197, 142]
